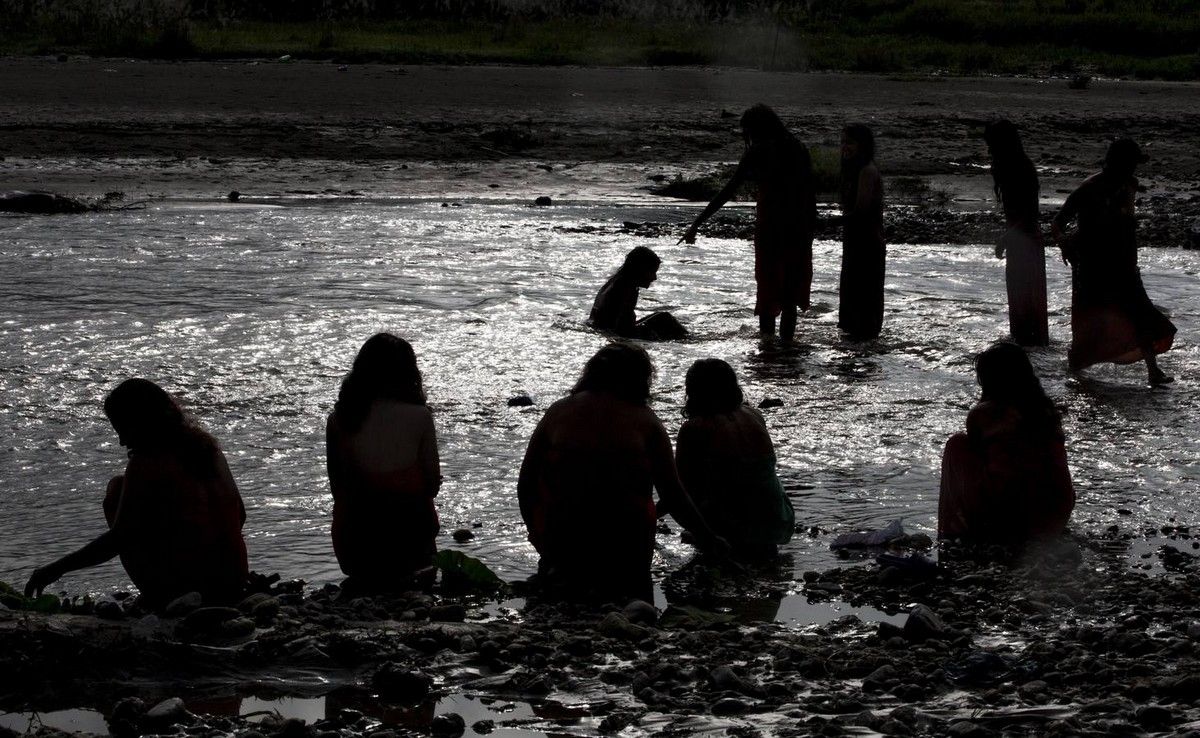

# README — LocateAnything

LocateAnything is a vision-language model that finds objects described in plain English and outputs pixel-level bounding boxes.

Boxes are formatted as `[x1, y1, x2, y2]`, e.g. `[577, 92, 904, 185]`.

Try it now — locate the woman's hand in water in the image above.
[679, 225, 698, 245]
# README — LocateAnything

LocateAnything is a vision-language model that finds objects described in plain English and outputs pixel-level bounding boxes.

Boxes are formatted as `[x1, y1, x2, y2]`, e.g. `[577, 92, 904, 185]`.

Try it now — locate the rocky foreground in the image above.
[3, 527, 1200, 738]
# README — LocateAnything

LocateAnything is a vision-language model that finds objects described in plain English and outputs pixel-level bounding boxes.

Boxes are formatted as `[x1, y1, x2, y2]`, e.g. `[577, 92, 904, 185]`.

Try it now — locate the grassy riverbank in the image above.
[3, 0, 1199, 80]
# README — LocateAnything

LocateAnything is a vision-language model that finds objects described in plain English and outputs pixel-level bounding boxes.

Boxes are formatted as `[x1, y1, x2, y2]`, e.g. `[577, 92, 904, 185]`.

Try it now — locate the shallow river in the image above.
[2, 192, 1197, 616]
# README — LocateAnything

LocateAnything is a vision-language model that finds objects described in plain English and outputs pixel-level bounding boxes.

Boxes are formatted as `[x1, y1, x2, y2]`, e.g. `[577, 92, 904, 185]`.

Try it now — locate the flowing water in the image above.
[2, 189, 1198, 611]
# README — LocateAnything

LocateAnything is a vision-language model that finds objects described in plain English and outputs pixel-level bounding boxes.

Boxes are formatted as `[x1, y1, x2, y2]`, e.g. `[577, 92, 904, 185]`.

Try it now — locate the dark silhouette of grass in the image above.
[2, 0, 1198, 80]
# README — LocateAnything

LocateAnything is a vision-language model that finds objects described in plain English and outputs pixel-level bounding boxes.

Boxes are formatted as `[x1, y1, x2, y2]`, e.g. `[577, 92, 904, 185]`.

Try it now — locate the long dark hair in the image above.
[571, 341, 654, 405]
[683, 358, 744, 417]
[974, 342, 1062, 439]
[983, 120, 1039, 224]
[741, 104, 813, 184]
[615, 246, 661, 280]
[840, 124, 876, 210]
[335, 333, 426, 434]
[104, 378, 220, 475]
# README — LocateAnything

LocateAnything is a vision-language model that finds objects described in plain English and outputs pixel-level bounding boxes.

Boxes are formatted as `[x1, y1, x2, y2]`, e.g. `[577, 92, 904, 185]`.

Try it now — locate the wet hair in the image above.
[1104, 138, 1148, 177]
[983, 120, 1039, 223]
[571, 341, 654, 405]
[840, 124, 877, 209]
[618, 246, 661, 277]
[335, 333, 427, 434]
[974, 342, 1062, 439]
[104, 378, 219, 474]
[683, 358, 744, 417]
[740, 104, 792, 147]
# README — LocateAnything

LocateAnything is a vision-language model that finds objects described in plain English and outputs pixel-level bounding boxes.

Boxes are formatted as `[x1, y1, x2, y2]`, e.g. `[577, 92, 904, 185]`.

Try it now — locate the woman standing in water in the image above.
[939, 343, 1075, 543]
[518, 342, 725, 603]
[26, 378, 249, 608]
[838, 124, 886, 341]
[985, 120, 1049, 346]
[1051, 139, 1175, 385]
[680, 104, 817, 343]
[327, 333, 442, 592]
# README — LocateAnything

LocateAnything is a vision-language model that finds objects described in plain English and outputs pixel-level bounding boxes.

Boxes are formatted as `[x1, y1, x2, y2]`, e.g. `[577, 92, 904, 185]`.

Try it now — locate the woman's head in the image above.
[571, 341, 654, 404]
[336, 333, 426, 432]
[1104, 138, 1148, 177]
[620, 246, 662, 287]
[740, 104, 789, 147]
[983, 119, 1024, 161]
[974, 342, 1044, 404]
[684, 358, 744, 417]
[104, 378, 186, 448]
[841, 124, 876, 165]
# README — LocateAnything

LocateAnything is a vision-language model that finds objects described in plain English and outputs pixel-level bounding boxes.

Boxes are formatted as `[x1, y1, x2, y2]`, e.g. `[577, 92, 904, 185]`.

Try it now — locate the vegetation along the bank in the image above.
[3, 0, 1200, 80]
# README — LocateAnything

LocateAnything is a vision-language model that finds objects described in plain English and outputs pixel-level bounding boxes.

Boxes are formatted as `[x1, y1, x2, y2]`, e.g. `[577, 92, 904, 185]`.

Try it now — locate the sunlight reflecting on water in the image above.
[1, 199, 1197, 606]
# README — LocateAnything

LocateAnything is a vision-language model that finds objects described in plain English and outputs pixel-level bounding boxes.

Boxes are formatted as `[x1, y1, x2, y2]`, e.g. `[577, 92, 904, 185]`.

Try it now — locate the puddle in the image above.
[0, 709, 107, 735]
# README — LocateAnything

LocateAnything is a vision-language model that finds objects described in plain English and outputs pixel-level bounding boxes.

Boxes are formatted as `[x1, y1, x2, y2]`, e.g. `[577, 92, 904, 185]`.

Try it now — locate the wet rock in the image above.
[709, 665, 746, 691]
[372, 663, 431, 701]
[276, 717, 313, 738]
[534, 196, 552, 206]
[903, 604, 948, 642]
[946, 721, 994, 737]
[164, 592, 204, 617]
[710, 697, 749, 716]
[430, 603, 467, 622]
[220, 616, 257, 637]
[507, 394, 534, 407]
[452, 528, 475, 542]
[140, 697, 191, 731]
[862, 664, 896, 693]
[95, 600, 125, 620]
[596, 612, 650, 641]
[622, 599, 658, 625]
[471, 719, 495, 734]
[758, 397, 784, 409]
[430, 712, 466, 736]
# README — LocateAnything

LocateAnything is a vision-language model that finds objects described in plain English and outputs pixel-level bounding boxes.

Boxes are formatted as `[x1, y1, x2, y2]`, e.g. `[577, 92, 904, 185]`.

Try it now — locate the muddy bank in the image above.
[4, 528, 1200, 737]
[1, 60, 1199, 248]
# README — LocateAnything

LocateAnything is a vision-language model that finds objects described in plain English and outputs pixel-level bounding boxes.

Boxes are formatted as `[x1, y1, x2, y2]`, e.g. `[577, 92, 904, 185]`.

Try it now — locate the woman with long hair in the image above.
[838, 123, 886, 341]
[326, 333, 441, 591]
[518, 342, 724, 603]
[1051, 138, 1175, 385]
[984, 120, 1049, 346]
[26, 378, 249, 608]
[671, 358, 794, 561]
[680, 103, 817, 342]
[938, 343, 1075, 542]
[589, 246, 686, 340]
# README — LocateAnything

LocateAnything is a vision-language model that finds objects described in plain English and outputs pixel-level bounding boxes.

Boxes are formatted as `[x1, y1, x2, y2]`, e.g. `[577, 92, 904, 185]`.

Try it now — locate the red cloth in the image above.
[749, 143, 816, 318]
[331, 464, 439, 582]
[525, 448, 657, 603]
[105, 458, 249, 606]
[938, 406, 1075, 542]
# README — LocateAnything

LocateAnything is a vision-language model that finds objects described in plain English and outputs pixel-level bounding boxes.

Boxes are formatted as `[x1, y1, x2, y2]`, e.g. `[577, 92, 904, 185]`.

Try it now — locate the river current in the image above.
[2, 193, 1197, 611]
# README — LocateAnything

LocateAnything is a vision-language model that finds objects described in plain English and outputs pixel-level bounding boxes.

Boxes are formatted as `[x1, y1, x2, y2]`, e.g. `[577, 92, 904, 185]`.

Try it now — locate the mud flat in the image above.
[1, 59, 1198, 247]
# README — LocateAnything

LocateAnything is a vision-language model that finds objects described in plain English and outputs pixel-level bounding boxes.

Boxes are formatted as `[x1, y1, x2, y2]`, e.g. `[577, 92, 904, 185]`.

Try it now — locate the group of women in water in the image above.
[23, 106, 1177, 608]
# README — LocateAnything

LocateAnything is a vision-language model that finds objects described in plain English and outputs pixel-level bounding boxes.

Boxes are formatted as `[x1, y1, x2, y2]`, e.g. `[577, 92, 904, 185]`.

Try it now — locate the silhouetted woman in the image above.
[589, 246, 686, 340]
[672, 358, 794, 561]
[327, 333, 441, 591]
[985, 120, 1049, 346]
[680, 104, 817, 342]
[939, 343, 1075, 542]
[838, 124, 886, 341]
[26, 379, 249, 607]
[1051, 138, 1175, 385]
[518, 342, 724, 603]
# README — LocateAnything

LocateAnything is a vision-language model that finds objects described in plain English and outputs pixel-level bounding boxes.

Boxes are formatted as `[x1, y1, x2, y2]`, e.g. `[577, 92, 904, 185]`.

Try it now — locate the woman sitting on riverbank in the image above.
[669, 358, 794, 561]
[938, 343, 1075, 543]
[25, 378, 249, 608]
[518, 342, 724, 603]
[326, 333, 442, 592]
[589, 246, 686, 340]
